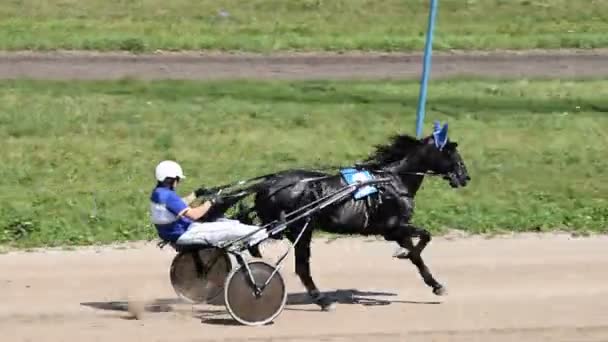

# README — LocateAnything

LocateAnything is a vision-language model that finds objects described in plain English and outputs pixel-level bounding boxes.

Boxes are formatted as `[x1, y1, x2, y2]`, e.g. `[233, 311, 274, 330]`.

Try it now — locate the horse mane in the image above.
[358, 133, 423, 168]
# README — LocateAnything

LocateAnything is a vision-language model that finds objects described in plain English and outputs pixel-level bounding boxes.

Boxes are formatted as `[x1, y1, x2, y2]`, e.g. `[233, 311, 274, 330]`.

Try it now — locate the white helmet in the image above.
[155, 160, 186, 182]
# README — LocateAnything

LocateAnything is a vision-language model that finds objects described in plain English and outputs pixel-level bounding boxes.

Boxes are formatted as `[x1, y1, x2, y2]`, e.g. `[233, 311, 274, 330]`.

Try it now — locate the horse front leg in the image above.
[393, 224, 432, 259]
[291, 228, 336, 311]
[385, 224, 447, 296]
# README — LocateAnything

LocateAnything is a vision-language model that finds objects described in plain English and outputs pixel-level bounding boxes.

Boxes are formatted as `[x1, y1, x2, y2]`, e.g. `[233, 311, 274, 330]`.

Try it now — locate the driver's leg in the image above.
[176, 221, 267, 246]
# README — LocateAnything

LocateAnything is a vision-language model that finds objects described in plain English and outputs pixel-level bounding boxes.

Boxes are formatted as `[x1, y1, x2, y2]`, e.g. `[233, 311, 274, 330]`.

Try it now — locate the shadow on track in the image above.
[80, 288, 441, 326]
[284, 289, 440, 312]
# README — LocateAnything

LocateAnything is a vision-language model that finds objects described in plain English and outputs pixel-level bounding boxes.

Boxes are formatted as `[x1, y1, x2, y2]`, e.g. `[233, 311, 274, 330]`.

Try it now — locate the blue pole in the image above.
[415, 0, 439, 138]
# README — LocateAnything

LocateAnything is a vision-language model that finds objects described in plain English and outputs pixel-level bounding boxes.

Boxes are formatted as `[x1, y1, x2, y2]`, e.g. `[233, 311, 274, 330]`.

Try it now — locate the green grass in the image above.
[0, 78, 607, 248]
[2, 0, 608, 52]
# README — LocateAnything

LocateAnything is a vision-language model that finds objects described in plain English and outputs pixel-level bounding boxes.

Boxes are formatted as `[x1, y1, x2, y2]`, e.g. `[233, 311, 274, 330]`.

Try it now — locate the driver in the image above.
[149, 160, 268, 247]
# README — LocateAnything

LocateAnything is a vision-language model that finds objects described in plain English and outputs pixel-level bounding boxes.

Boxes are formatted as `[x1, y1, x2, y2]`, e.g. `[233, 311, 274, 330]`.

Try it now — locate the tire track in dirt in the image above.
[1, 49, 608, 80]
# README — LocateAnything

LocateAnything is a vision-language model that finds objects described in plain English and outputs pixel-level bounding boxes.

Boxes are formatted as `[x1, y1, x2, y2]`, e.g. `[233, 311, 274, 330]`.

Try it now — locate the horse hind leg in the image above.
[290, 220, 336, 312]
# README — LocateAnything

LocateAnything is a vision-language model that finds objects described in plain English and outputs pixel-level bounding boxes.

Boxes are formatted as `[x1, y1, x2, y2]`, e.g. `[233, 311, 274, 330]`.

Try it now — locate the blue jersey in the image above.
[149, 186, 193, 242]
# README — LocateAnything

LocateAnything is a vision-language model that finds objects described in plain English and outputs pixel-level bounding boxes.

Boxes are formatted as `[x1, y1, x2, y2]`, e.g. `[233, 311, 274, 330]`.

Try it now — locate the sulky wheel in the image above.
[169, 247, 232, 303]
[224, 260, 287, 326]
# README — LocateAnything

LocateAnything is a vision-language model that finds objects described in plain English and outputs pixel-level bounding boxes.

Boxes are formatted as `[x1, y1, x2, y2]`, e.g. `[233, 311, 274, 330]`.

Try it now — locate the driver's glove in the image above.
[194, 187, 214, 197]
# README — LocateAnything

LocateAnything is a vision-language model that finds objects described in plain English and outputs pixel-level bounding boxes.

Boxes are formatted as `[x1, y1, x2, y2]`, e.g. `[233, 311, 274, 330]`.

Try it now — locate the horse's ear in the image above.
[432, 121, 449, 150]
[433, 120, 441, 133]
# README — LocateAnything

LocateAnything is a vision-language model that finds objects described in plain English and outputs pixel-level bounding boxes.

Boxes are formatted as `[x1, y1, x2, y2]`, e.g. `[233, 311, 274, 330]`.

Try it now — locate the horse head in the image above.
[358, 120, 471, 189]
[419, 120, 471, 188]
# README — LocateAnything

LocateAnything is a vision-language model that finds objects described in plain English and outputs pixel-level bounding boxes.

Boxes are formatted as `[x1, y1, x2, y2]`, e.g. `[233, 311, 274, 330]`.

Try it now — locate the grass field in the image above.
[2, 0, 608, 52]
[0, 78, 607, 247]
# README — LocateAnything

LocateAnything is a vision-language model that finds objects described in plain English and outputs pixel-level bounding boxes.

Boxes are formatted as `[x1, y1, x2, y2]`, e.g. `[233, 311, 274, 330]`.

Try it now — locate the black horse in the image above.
[233, 122, 471, 311]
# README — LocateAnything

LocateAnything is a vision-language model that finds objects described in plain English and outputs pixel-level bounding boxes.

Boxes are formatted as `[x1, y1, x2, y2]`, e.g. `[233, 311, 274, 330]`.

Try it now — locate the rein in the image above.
[392, 170, 441, 177]
[209, 165, 439, 200]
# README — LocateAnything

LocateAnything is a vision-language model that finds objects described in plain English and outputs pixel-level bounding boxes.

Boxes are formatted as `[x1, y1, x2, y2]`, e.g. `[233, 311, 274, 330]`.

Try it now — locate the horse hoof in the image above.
[433, 285, 447, 296]
[392, 247, 410, 259]
[315, 296, 336, 312]
[321, 301, 336, 312]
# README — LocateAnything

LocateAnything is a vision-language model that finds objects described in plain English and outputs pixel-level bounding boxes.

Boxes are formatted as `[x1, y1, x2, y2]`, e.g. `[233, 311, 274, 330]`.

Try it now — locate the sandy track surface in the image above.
[2, 49, 608, 80]
[1, 233, 607, 341]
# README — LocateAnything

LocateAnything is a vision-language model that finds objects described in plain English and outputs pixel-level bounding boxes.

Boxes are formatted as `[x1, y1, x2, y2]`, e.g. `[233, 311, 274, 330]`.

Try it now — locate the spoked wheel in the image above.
[170, 247, 232, 303]
[224, 260, 287, 326]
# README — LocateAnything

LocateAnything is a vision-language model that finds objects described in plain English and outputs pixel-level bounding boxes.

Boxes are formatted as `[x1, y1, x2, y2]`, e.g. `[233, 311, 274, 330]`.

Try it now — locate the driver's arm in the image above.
[180, 201, 213, 220]
[167, 191, 214, 221]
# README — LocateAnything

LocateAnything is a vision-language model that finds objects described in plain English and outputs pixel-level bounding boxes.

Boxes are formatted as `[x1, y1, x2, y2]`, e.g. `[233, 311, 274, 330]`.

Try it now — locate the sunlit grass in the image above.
[0, 78, 606, 247]
[2, 0, 607, 51]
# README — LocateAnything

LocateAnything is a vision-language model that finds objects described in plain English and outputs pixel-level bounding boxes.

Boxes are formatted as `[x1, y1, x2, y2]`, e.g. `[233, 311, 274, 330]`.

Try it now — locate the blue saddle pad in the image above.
[339, 168, 378, 200]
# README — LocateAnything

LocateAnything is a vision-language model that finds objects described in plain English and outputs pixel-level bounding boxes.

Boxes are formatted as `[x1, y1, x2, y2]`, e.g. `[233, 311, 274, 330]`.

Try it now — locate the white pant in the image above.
[176, 218, 268, 247]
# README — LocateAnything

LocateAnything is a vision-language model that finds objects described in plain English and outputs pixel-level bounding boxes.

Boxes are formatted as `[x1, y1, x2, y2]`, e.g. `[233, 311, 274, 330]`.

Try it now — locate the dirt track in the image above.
[1, 234, 607, 341]
[2, 49, 608, 80]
